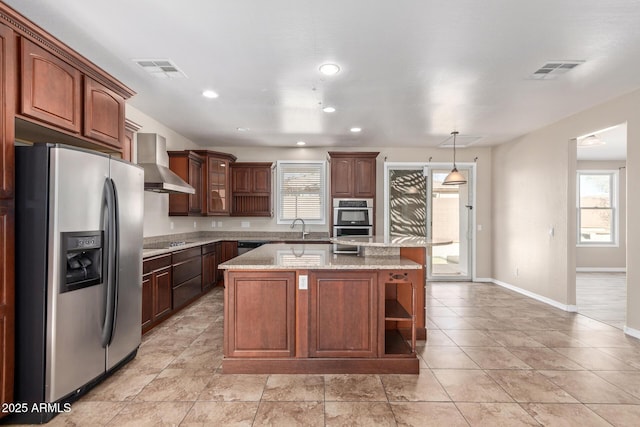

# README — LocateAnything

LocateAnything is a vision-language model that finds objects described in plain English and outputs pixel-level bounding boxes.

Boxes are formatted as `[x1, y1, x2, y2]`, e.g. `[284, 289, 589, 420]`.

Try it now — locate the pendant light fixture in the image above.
[442, 131, 467, 185]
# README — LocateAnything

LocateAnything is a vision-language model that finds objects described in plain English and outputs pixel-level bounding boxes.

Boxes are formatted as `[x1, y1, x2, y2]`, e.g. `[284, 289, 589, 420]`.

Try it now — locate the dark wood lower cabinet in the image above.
[142, 254, 172, 334]
[202, 243, 217, 291]
[142, 240, 239, 335]
[172, 247, 202, 311]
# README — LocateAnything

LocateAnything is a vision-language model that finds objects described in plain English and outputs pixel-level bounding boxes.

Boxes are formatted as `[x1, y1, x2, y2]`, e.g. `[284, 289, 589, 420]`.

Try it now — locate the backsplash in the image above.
[143, 230, 330, 244]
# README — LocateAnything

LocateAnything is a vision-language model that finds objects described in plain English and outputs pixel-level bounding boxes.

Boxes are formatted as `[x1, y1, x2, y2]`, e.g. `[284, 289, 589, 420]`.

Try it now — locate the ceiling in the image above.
[5, 0, 640, 151]
[577, 123, 627, 161]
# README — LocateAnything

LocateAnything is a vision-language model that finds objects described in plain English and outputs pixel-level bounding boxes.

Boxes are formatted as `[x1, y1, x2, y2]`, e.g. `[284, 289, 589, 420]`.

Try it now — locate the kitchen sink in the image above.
[143, 241, 195, 250]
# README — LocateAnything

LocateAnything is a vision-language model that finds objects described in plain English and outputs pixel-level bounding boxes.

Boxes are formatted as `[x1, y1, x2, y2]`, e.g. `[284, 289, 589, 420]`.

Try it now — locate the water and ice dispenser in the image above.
[61, 231, 103, 293]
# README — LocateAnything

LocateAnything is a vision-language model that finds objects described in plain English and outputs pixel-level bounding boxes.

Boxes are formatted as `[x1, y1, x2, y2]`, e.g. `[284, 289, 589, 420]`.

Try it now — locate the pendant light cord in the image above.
[451, 131, 459, 168]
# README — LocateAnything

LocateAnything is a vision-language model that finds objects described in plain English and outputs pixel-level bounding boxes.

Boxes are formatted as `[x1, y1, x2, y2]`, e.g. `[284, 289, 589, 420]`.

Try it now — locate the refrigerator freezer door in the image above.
[47, 147, 110, 402]
[106, 158, 143, 369]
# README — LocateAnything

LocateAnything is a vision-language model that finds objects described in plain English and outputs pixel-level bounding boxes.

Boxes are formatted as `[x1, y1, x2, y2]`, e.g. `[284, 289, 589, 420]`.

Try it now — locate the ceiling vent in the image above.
[133, 59, 188, 79]
[438, 134, 483, 148]
[527, 60, 585, 80]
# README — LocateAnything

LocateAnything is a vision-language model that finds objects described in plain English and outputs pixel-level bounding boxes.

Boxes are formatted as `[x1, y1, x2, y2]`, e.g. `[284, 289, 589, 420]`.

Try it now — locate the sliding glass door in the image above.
[385, 163, 474, 281]
[426, 167, 472, 280]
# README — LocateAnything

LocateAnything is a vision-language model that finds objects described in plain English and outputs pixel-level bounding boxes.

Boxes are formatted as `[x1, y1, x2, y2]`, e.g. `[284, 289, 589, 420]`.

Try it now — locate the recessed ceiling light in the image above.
[296, 141, 306, 146]
[322, 106, 336, 113]
[319, 63, 340, 76]
[350, 127, 362, 133]
[202, 90, 219, 98]
[236, 127, 249, 132]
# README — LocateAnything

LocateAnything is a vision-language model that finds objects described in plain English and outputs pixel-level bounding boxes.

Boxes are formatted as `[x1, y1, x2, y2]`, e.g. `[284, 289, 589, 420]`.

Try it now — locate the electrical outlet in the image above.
[170, 221, 174, 230]
[193, 221, 197, 229]
[241, 221, 250, 228]
[211, 221, 216, 228]
[299, 275, 308, 290]
[217, 221, 223, 227]
[477, 224, 483, 231]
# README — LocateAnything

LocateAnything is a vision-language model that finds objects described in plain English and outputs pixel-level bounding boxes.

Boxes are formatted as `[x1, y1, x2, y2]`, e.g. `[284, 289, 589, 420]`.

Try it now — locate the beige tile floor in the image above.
[17, 282, 640, 426]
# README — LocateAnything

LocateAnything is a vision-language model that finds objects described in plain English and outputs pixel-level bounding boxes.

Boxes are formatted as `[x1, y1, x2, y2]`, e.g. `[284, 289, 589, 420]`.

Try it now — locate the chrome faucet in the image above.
[290, 218, 310, 239]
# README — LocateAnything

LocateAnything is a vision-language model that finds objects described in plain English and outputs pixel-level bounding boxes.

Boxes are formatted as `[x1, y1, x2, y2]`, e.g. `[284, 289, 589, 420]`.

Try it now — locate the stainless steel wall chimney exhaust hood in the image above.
[136, 133, 195, 194]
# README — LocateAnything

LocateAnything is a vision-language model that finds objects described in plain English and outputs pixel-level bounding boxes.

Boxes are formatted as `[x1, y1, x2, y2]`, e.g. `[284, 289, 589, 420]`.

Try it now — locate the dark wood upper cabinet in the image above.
[230, 162, 273, 217]
[122, 119, 141, 163]
[328, 152, 379, 199]
[20, 39, 82, 133]
[193, 151, 237, 216]
[168, 151, 204, 216]
[168, 150, 236, 216]
[354, 157, 377, 198]
[330, 157, 353, 197]
[0, 23, 15, 199]
[83, 77, 125, 149]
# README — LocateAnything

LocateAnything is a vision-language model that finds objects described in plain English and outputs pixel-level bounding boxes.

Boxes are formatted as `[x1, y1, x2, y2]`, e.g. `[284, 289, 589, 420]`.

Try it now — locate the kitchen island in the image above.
[331, 235, 452, 341]
[219, 243, 422, 374]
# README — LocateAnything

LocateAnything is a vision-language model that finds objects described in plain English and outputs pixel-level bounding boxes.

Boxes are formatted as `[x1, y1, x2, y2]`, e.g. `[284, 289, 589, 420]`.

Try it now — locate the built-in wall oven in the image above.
[332, 198, 374, 254]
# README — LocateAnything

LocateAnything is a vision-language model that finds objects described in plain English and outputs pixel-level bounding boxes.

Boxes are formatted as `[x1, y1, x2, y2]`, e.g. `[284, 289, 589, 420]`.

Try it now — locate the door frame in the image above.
[383, 162, 477, 281]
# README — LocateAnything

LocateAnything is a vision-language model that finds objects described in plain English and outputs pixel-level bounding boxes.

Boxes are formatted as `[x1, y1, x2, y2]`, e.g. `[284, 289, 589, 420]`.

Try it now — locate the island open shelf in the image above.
[220, 243, 421, 374]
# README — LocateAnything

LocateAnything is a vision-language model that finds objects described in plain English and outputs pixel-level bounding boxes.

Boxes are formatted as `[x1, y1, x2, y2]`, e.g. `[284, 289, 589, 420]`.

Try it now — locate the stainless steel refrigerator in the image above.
[13, 144, 143, 423]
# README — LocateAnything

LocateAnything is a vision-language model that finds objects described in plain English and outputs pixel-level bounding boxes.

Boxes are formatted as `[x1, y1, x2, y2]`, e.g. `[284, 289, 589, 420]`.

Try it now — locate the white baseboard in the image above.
[576, 267, 626, 273]
[624, 326, 640, 339]
[492, 279, 578, 312]
[474, 277, 494, 283]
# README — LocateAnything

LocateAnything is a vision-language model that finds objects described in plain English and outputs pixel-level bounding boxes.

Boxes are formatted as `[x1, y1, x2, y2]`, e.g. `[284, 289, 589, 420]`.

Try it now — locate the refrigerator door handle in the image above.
[101, 177, 119, 347]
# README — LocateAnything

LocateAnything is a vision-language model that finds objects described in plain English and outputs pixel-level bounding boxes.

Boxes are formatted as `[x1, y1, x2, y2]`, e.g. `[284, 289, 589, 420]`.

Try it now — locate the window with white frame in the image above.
[277, 161, 326, 224]
[577, 170, 618, 245]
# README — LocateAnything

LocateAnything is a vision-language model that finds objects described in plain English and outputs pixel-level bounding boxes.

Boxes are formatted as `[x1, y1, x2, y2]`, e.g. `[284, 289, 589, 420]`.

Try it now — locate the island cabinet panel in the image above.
[225, 271, 295, 358]
[308, 271, 378, 358]
[20, 39, 82, 133]
[83, 77, 125, 149]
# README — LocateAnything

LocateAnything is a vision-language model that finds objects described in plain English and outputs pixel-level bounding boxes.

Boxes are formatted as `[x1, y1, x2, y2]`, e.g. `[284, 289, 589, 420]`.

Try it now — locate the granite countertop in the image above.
[330, 235, 453, 247]
[219, 243, 422, 270]
[142, 233, 329, 258]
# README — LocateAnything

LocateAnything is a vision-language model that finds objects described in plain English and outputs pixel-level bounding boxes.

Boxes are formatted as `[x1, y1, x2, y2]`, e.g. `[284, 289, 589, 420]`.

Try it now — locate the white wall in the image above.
[492, 87, 640, 332]
[576, 160, 626, 270]
[126, 106, 493, 278]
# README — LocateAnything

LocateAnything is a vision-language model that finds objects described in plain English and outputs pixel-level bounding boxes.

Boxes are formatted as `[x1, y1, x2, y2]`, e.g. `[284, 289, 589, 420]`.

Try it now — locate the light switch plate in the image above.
[299, 275, 308, 290]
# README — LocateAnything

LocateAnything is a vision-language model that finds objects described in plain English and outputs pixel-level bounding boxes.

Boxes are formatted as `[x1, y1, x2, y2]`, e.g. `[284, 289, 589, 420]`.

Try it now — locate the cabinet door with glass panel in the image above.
[193, 151, 237, 216]
[206, 153, 236, 215]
